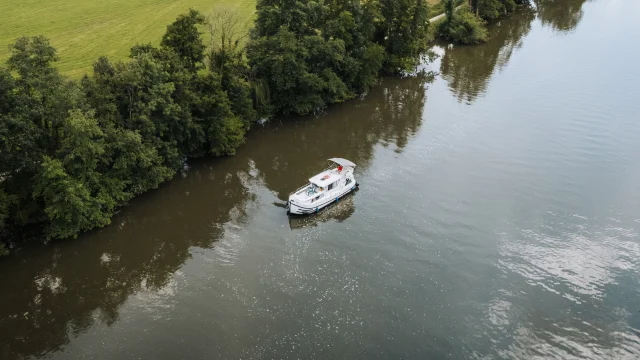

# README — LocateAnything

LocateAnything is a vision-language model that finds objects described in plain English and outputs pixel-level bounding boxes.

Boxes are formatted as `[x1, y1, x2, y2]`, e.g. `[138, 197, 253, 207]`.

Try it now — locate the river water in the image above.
[2, 0, 640, 359]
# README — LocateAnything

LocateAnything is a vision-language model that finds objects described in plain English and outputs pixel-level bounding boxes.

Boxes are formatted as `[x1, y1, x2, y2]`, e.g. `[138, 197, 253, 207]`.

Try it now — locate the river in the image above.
[1, 0, 640, 358]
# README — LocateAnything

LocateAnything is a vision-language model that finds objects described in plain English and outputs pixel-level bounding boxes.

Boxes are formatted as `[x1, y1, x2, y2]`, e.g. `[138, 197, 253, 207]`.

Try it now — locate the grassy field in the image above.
[0, 0, 256, 78]
[0, 0, 451, 79]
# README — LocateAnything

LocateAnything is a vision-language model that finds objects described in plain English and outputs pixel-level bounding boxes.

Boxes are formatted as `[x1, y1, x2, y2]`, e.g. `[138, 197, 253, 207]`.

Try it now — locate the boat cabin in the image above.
[309, 172, 342, 191]
[288, 158, 358, 214]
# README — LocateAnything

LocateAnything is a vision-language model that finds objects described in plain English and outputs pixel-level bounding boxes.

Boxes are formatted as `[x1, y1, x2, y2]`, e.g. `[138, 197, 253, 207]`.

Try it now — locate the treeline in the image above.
[437, 0, 530, 44]
[0, 10, 253, 252]
[247, 0, 432, 114]
[0, 1, 433, 254]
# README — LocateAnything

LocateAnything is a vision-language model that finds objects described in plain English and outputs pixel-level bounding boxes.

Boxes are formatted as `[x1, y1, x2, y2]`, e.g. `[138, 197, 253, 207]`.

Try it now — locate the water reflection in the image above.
[288, 192, 357, 230]
[481, 213, 640, 359]
[439, 7, 536, 104]
[0, 159, 255, 359]
[247, 75, 430, 201]
[535, 0, 588, 33]
[0, 74, 430, 360]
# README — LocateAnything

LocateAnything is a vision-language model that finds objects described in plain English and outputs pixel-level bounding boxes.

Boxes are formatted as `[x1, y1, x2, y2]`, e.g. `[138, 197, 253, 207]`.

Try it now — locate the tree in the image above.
[32, 110, 114, 239]
[208, 10, 257, 127]
[0, 188, 15, 241]
[321, 1, 385, 93]
[0, 36, 84, 240]
[0, 9, 259, 249]
[438, 3, 488, 45]
[5, 36, 82, 169]
[191, 73, 246, 155]
[0, 69, 20, 177]
[446, 0, 456, 23]
[101, 125, 174, 195]
[470, 0, 527, 22]
[253, 0, 324, 37]
[376, 0, 431, 74]
[247, 0, 391, 115]
[247, 0, 437, 114]
[247, 26, 349, 115]
[161, 9, 207, 72]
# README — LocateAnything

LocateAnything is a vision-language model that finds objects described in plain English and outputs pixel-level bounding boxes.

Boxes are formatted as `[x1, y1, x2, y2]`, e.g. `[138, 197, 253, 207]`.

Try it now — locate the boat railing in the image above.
[289, 164, 352, 197]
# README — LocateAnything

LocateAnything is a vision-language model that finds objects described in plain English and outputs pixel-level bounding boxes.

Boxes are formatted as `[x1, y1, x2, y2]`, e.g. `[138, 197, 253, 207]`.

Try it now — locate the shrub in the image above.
[437, 8, 488, 45]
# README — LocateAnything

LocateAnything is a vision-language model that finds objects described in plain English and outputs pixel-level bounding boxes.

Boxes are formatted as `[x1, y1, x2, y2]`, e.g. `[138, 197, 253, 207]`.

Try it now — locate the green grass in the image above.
[0, 0, 256, 78]
[428, 0, 445, 18]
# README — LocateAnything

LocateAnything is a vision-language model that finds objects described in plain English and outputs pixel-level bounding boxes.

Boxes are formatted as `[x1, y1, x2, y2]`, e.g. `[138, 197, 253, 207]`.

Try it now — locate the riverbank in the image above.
[0, 0, 535, 256]
[0, 1, 433, 255]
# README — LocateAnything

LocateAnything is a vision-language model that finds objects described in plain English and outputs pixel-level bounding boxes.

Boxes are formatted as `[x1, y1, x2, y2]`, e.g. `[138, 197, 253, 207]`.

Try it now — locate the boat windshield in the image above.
[306, 184, 319, 196]
[307, 183, 324, 196]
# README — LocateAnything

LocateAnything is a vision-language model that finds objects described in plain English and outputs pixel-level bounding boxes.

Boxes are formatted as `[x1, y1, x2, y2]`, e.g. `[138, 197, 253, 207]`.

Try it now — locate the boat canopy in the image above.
[309, 171, 342, 187]
[328, 158, 356, 168]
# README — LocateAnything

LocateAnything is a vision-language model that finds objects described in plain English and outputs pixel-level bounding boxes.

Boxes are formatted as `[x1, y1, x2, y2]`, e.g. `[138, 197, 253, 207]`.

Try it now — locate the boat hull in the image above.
[288, 183, 358, 215]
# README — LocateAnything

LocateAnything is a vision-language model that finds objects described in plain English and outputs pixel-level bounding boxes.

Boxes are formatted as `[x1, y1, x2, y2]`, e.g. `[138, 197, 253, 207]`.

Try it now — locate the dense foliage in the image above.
[0, 0, 535, 252]
[437, 0, 529, 45]
[437, 2, 488, 44]
[246, 0, 432, 115]
[429, 0, 465, 18]
[1, 0, 531, 252]
[0, 10, 254, 246]
[1, 2, 436, 250]
[470, 0, 529, 22]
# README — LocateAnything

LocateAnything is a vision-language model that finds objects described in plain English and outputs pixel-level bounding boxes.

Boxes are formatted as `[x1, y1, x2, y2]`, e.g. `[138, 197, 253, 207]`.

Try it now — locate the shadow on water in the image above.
[288, 190, 357, 230]
[439, 7, 537, 104]
[0, 75, 431, 359]
[535, 0, 588, 33]
[0, 157, 257, 359]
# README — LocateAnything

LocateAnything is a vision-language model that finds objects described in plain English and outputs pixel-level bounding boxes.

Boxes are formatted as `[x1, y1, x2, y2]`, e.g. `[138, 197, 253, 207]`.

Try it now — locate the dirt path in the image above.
[428, 4, 464, 23]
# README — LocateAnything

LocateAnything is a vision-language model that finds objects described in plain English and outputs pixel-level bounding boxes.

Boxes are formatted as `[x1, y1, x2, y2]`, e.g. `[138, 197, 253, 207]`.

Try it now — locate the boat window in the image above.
[298, 183, 313, 195]
[328, 181, 338, 190]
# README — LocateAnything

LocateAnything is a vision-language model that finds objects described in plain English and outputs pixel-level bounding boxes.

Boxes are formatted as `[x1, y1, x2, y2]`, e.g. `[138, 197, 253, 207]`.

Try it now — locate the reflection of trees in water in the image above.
[440, 1, 587, 104]
[0, 75, 431, 360]
[0, 158, 255, 359]
[247, 75, 430, 200]
[535, 0, 587, 33]
[440, 8, 536, 104]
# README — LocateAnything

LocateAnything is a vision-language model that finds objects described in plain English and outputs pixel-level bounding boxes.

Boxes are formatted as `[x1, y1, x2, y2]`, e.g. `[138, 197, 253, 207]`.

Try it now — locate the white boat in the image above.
[287, 158, 358, 215]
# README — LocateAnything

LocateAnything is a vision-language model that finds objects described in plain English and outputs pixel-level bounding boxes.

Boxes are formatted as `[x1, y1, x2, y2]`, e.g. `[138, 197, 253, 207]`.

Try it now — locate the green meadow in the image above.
[0, 0, 256, 78]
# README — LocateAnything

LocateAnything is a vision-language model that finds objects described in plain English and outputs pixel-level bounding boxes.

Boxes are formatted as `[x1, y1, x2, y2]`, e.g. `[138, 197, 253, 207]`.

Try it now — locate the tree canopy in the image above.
[1, 1, 529, 252]
[246, 0, 432, 115]
[0, 9, 255, 246]
[437, 0, 530, 45]
[438, 1, 488, 45]
[470, 0, 530, 22]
